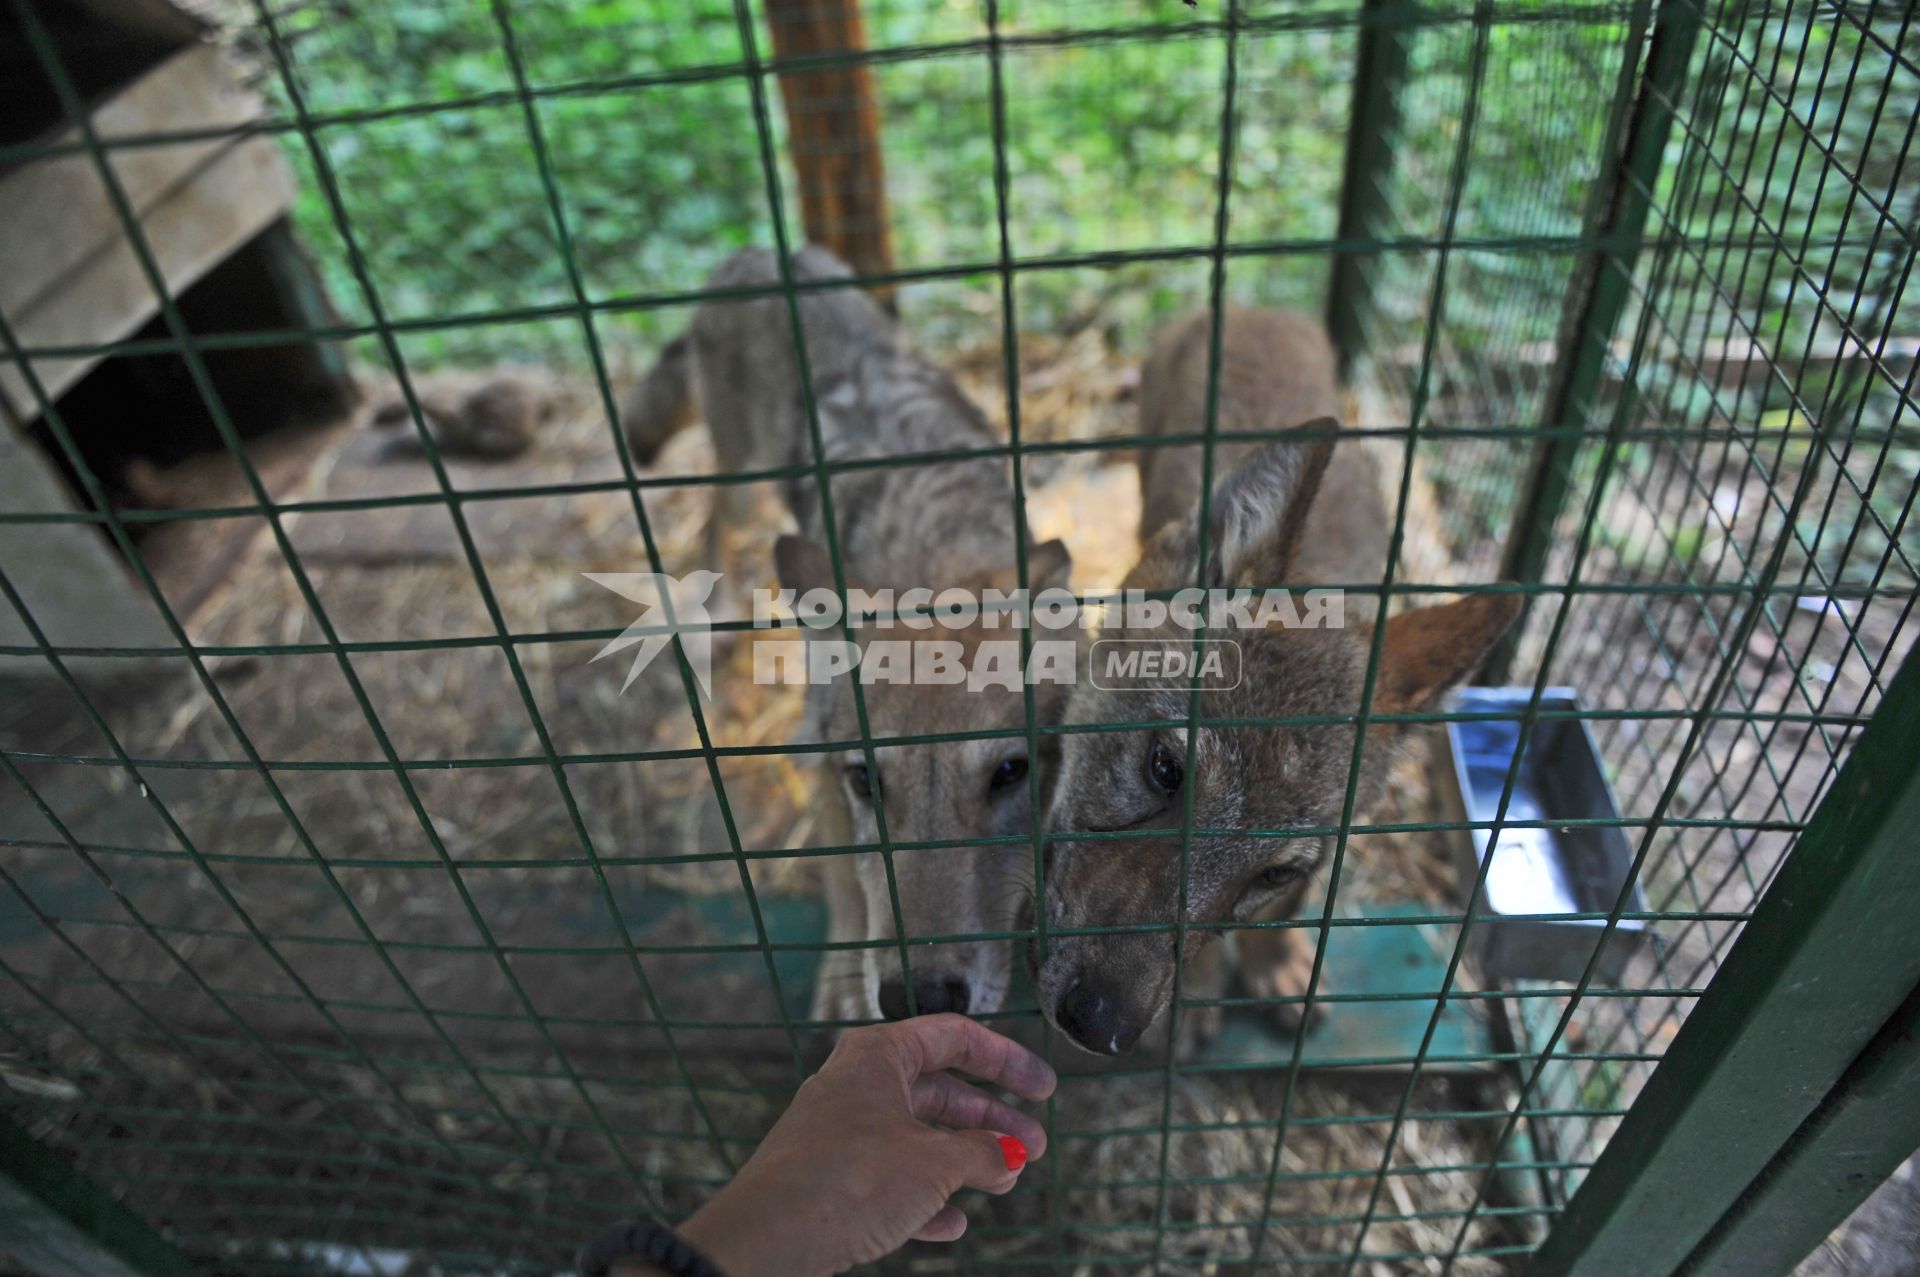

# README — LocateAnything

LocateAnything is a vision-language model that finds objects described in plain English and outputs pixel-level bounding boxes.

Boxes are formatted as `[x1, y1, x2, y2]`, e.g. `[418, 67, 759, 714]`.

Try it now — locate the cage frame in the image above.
[0, 0, 1915, 1272]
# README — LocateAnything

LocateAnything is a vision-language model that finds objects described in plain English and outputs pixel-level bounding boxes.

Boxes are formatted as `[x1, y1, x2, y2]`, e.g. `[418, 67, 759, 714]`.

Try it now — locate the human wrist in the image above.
[579, 1220, 729, 1277]
[674, 1183, 795, 1277]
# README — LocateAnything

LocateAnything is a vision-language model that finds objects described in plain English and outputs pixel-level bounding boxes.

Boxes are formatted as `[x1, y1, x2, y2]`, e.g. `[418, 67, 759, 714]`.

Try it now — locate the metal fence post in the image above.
[1326, 0, 1412, 379]
[1528, 646, 1920, 1277]
[0, 1111, 203, 1277]
[1678, 983, 1920, 1277]
[1486, 0, 1697, 680]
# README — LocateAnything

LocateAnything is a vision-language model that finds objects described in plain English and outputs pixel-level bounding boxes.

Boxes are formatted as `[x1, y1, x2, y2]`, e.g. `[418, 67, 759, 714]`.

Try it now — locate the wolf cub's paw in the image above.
[1238, 927, 1328, 1037]
[808, 972, 874, 1032]
[1173, 1001, 1225, 1058]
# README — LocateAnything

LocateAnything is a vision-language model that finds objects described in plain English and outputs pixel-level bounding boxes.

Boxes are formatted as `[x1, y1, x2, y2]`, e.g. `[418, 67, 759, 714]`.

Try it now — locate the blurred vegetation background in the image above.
[239, 0, 1915, 588]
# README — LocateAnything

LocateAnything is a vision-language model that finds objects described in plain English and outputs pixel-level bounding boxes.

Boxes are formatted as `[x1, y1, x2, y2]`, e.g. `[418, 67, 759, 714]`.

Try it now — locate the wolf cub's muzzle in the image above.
[1052, 976, 1150, 1056]
[877, 970, 973, 1019]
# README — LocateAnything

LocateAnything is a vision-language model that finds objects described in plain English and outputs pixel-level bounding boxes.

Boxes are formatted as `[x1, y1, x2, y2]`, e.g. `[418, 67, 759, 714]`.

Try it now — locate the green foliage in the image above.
[263, 1, 1915, 601]
[264, 4, 1361, 367]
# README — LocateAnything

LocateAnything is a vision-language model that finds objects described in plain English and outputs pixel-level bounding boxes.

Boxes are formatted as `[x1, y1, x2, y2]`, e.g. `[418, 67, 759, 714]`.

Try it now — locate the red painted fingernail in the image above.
[998, 1135, 1027, 1172]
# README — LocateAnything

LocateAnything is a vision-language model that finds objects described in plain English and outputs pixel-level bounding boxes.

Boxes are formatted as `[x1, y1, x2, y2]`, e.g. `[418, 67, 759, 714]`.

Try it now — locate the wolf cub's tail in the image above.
[622, 334, 695, 465]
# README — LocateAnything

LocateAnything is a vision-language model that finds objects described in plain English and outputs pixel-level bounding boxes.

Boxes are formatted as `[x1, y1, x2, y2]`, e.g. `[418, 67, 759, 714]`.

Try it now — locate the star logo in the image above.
[583, 570, 722, 698]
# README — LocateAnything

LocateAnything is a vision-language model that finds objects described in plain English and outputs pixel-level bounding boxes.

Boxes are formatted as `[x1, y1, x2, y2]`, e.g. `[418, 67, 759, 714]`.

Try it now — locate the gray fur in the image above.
[372, 373, 546, 460]
[628, 246, 1072, 1022]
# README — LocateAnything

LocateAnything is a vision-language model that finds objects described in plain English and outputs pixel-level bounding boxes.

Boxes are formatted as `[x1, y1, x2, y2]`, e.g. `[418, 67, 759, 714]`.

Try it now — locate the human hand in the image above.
[644, 1015, 1056, 1277]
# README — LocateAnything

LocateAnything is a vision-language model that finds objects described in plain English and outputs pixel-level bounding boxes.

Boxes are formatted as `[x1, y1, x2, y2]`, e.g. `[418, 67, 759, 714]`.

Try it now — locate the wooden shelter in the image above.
[0, 0, 353, 674]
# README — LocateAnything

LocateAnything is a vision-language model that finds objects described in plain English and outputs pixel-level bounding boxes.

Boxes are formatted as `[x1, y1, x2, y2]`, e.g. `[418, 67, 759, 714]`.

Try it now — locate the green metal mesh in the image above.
[1, 0, 1916, 1273]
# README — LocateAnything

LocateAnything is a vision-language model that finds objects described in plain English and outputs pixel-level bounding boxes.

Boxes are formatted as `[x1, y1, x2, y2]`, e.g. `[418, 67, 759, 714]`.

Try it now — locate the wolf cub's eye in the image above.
[1148, 742, 1184, 795]
[990, 757, 1029, 793]
[1255, 864, 1299, 890]
[846, 764, 877, 802]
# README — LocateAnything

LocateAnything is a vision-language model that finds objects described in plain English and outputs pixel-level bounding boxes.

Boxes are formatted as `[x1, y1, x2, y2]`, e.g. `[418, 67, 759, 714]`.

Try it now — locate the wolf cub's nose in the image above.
[878, 974, 971, 1020]
[1056, 979, 1144, 1056]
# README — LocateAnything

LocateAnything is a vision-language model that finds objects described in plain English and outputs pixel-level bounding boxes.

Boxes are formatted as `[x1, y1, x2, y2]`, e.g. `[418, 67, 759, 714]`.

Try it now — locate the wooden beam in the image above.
[0, 42, 298, 417]
[0, 404, 174, 674]
[1486, 0, 1690, 682]
[1326, 0, 1412, 379]
[0, 130, 295, 415]
[62, 0, 205, 49]
[762, 0, 895, 301]
[0, 44, 262, 323]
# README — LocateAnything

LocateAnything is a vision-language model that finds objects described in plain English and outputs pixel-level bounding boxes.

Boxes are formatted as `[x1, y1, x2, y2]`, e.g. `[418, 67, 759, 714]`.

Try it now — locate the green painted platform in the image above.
[608, 892, 1496, 1070]
[1199, 903, 1497, 1073]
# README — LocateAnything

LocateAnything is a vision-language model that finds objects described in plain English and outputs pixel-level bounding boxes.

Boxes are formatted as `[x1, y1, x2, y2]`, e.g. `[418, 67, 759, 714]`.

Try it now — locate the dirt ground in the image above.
[0, 341, 1540, 1275]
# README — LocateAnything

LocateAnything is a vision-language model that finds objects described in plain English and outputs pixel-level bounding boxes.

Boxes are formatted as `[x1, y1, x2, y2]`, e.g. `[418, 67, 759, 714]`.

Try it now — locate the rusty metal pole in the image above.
[762, 0, 896, 305]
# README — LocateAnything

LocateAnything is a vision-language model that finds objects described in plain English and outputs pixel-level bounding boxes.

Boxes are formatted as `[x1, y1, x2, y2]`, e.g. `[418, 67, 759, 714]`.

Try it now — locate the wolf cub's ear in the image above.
[984, 537, 1072, 604]
[1375, 591, 1523, 711]
[774, 535, 836, 596]
[1200, 425, 1337, 589]
[1025, 538, 1073, 594]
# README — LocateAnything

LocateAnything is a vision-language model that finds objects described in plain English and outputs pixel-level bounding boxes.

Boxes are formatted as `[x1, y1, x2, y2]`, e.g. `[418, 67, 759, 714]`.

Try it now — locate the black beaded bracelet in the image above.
[575, 1220, 728, 1277]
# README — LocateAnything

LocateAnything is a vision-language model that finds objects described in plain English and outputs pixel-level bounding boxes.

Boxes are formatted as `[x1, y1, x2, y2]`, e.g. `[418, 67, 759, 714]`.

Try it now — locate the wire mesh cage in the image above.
[0, 0, 1915, 1274]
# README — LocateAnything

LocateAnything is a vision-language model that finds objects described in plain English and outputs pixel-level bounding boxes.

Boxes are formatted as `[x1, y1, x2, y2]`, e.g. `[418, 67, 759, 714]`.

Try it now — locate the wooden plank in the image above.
[1326, 0, 1413, 378]
[763, 0, 895, 299]
[0, 412, 173, 670]
[62, 0, 205, 49]
[0, 43, 264, 320]
[253, 218, 355, 409]
[0, 131, 295, 414]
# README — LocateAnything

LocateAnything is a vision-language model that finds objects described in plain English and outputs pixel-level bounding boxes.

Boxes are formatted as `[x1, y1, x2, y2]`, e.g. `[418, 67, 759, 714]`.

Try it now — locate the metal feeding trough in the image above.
[1433, 687, 1655, 984]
